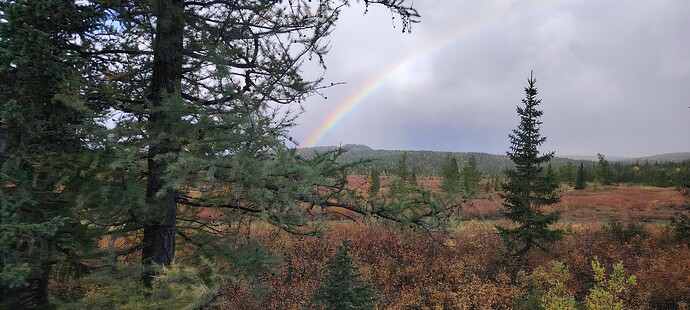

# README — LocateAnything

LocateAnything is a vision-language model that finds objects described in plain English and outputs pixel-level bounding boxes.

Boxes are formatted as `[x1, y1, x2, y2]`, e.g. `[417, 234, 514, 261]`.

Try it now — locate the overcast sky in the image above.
[289, 0, 690, 157]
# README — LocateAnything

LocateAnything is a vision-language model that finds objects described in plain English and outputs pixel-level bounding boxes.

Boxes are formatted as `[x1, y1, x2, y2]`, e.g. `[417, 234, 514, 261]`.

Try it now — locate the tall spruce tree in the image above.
[559, 161, 576, 186]
[672, 166, 690, 244]
[394, 152, 416, 184]
[596, 153, 616, 186]
[440, 154, 461, 195]
[309, 239, 378, 310]
[0, 1, 102, 308]
[574, 162, 587, 190]
[366, 169, 381, 198]
[71, 0, 427, 290]
[461, 154, 482, 197]
[498, 72, 562, 259]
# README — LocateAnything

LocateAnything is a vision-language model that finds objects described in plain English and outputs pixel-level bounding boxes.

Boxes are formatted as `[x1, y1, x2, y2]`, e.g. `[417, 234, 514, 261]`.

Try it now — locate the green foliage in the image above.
[584, 257, 637, 310]
[441, 154, 461, 195]
[366, 169, 381, 198]
[498, 72, 562, 259]
[604, 220, 648, 243]
[0, 1, 101, 307]
[72, 262, 217, 310]
[596, 154, 616, 186]
[69, 0, 424, 292]
[302, 148, 690, 188]
[381, 179, 453, 229]
[675, 165, 690, 196]
[671, 211, 690, 245]
[515, 261, 576, 310]
[558, 161, 577, 186]
[461, 155, 482, 197]
[395, 152, 416, 185]
[515, 258, 637, 310]
[575, 163, 587, 190]
[672, 166, 690, 244]
[308, 239, 378, 310]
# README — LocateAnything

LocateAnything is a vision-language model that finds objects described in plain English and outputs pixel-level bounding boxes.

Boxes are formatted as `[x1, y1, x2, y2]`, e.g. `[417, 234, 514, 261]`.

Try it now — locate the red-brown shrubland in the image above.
[85, 182, 690, 309]
[214, 219, 690, 309]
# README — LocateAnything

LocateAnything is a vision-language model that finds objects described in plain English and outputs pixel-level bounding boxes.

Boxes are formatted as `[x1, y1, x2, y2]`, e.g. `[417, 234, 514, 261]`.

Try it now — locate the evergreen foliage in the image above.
[596, 154, 616, 185]
[604, 220, 648, 243]
[498, 72, 562, 259]
[70, 261, 219, 309]
[1, 0, 434, 305]
[574, 163, 587, 190]
[558, 161, 576, 186]
[461, 155, 482, 197]
[366, 169, 381, 198]
[301, 146, 690, 188]
[69, 0, 424, 290]
[440, 154, 461, 195]
[309, 239, 378, 310]
[394, 152, 416, 184]
[671, 212, 690, 245]
[672, 166, 690, 244]
[0, 1, 101, 307]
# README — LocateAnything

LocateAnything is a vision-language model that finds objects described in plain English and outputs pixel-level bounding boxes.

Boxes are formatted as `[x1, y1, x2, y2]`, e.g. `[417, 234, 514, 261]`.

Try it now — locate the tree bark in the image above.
[141, 0, 184, 288]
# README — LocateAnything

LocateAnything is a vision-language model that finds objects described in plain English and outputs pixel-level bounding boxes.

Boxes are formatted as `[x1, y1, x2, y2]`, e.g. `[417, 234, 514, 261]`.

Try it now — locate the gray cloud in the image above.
[291, 1, 690, 157]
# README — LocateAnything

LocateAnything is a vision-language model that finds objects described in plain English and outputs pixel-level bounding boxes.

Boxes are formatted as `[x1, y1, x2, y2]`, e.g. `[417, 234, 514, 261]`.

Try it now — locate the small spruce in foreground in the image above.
[308, 239, 378, 310]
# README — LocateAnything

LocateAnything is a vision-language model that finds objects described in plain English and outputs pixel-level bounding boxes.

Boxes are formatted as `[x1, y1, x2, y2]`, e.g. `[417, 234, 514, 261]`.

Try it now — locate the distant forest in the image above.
[298, 145, 690, 187]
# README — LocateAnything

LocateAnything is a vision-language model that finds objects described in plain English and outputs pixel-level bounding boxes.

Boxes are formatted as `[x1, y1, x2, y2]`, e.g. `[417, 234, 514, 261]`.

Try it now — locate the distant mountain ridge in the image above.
[297, 145, 690, 176]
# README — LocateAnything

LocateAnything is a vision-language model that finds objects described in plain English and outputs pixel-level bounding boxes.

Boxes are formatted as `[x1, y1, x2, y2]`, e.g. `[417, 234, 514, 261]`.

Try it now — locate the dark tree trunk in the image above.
[141, 0, 184, 288]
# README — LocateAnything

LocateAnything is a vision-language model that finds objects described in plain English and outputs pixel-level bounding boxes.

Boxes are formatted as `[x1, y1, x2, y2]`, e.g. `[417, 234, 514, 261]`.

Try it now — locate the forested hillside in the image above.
[297, 144, 532, 176]
[298, 145, 690, 185]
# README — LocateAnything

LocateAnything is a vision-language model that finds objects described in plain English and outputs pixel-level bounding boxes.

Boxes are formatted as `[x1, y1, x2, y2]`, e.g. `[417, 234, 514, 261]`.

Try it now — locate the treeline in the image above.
[298, 145, 559, 177]
[555, 157, 690, 188]
[300, 146, 690, 188]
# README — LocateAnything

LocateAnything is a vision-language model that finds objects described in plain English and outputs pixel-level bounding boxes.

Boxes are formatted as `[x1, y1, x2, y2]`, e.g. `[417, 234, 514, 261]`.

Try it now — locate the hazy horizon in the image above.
[297, 143, 690, 160]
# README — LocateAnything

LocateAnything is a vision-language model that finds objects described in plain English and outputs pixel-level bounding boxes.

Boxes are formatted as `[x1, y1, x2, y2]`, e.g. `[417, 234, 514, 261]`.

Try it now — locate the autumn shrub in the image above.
[209, 220, 690, 309]
[671, 208, 690, 244]
[67, 262, 217, 309]
[604, 219, 649, 243]
[584, 257, 637, 310]
[514, 261, 576, 310]
[632, 244, 690, 309]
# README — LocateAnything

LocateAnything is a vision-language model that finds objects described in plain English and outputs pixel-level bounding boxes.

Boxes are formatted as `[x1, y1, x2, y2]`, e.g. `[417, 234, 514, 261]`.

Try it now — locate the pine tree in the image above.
[672, 166, 690, 244]
[0, 1, 100, 307]
[309, 239, 378, 310]
[461, 154, 482, 197]
[73, 0, 422, 288]
[366, 169, 381, 198]
[440, 154, 461, 195]
[596, 153, 616, 186]
[498, 71, 562, 259]
[575, 163, 587, 190]
[559, 161, 576, 186]
[394, 152, 416, 185]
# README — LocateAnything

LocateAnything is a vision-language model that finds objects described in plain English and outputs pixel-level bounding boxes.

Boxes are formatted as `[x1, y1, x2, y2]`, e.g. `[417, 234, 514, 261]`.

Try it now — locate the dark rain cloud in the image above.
[292, 0, 690, 157]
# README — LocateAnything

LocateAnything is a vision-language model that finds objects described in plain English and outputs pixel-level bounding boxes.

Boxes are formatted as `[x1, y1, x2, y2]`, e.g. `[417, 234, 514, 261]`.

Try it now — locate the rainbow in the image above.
[301, 0, 563, 147]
